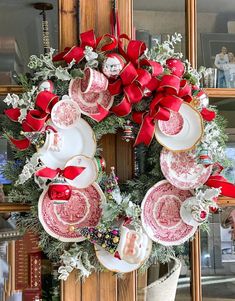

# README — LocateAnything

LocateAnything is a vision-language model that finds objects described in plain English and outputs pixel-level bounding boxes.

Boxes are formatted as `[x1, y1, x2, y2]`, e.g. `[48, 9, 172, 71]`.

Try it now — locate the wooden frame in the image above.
[1, 1, 235, 301]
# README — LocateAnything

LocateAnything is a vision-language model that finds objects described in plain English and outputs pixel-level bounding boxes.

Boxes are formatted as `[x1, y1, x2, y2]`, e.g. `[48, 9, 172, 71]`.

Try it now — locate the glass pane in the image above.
[0, 0, 58, 85]
[201, 211, 235, 300]
[197, 0, 235, 88]
[133, 0, 186, 58]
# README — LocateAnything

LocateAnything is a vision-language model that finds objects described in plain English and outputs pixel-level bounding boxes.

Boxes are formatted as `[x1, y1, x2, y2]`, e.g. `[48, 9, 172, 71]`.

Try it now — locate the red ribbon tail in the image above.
[206, 175, 235, 198]
[90, 105, 109, 122]
[201, 108, 216, 122]
[111, 96, 132, 117]
[134, 114, 155, 146]
[4, 108, 21, 122]
[63, 166, 86, 180]
[9, 136, 30, 150]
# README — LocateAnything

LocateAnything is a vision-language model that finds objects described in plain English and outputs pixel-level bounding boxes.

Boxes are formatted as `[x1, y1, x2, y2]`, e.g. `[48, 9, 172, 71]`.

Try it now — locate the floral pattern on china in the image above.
[141, 180, 197, 246]
[160, 148, 212, 190]
[69, 77, 114, 116]
[38, 184, 104, 242]
[51, 98, 81, 129]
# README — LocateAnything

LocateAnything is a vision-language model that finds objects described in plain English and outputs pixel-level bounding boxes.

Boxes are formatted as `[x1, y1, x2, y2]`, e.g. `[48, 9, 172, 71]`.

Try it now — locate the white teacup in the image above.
[180, 197, 209, 227]
[117, 226, 151, 264]
[39, 129, 63, 153]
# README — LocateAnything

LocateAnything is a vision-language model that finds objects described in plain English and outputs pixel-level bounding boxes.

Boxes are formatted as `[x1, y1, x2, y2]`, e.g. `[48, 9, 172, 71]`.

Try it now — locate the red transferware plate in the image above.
[69, 78, 114, 117]
[160, 148, 212, 190]
[38, 183, 105, 242]
[141, 180, 197, 246]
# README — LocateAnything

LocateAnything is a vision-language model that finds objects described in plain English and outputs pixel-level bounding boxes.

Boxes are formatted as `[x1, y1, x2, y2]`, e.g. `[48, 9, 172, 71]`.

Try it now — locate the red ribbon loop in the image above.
[120, 62, 138, 85]
[35, 91, 59, 113]
[25, 110, 47, 132]
[80, 30, 96, 48]
[53, 30, 117, 64]
[178, 79, 192, 102]
[134, 93, 183, 146]
[111, 96, 132, 117]
[158, 74, 181, 95]
[126, 40, 146, 65]
[35, 166, 86, 180]
[140, 59, 163, 77]
[8, 136, 31, 150]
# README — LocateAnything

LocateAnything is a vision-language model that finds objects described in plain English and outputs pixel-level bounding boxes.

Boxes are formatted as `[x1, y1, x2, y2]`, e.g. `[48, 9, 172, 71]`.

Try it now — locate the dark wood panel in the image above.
[116, 131, 134, 182]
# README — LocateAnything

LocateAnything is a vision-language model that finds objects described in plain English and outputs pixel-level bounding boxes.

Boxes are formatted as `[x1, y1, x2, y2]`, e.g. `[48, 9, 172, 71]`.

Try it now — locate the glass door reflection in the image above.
[201, 211, 235, 300]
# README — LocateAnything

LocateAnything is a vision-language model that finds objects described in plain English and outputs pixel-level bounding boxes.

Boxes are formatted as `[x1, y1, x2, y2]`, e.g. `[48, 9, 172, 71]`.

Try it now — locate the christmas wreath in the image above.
[1, 30, 232, 279]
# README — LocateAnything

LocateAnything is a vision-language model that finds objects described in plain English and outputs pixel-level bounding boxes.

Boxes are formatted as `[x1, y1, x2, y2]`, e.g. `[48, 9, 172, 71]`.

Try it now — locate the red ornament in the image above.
[209, 205, 218, 214]
[48, 183, 72, 203]
[166, 58, 185, 77]
[200, 210, 208, 219]
[95, 156, 106, 173]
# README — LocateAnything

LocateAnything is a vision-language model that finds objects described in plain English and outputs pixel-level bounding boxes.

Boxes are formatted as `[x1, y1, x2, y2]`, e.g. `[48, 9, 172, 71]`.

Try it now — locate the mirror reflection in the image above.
[0, 0, 58, 85]
[197, 0, 235, 88]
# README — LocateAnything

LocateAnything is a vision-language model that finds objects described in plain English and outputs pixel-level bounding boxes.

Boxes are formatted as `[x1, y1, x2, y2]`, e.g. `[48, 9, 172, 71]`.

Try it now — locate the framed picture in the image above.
[201, 33, 235, 88]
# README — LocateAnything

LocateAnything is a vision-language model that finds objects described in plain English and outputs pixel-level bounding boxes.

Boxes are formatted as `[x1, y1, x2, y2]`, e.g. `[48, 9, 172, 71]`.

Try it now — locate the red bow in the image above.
[5, 91, 58, 150]
[108, 38, 163, 117]
[133, 93, 183, 146]
[35, 166, 86, 180]
[53, 30, 117, 64]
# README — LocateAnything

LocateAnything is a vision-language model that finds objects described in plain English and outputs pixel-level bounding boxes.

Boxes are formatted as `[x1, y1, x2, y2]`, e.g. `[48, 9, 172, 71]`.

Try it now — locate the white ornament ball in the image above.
[102, 53, 125, 79]
[38, 80, 54, 93]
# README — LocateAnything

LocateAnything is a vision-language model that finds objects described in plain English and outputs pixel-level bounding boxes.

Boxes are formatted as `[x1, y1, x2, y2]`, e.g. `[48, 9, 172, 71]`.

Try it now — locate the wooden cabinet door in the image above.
[61, 1, 136, 301]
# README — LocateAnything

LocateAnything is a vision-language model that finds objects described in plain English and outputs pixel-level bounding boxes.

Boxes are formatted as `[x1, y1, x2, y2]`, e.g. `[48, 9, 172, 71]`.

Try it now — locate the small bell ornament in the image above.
[122, 120, 135, 142]
[198, 149, 212, 166]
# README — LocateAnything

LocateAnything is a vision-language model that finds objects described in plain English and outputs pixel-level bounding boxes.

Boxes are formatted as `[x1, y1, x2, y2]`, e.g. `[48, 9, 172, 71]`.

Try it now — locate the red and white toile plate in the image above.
[141, 180, 197, 246]
[155, 102, 203, 152]
[38, 183, 105, 242]
[65, 155, 98, 189]
[69, 78, 114, 118]
[160, 148, 212, 190]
